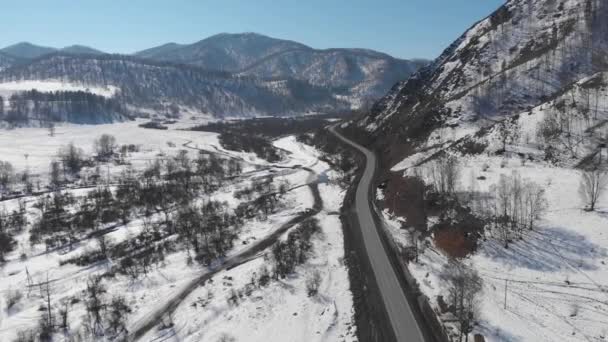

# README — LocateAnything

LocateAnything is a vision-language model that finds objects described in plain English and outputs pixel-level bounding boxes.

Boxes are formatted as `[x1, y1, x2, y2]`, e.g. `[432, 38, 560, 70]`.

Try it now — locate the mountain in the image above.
[0, 42, 57, 59]
[238, 48, 427, 100]
[0, 52, 19, 70]
[0, 53, 348, 118]
[135, 42, 185, 59]
[135, 33, 310, 71]
[0, 34, 427, 121]
[357, 0, 608, 167]
[61, 45, 106, 55]
[0, 43, 104, 62]
[137, 33, 427, 102]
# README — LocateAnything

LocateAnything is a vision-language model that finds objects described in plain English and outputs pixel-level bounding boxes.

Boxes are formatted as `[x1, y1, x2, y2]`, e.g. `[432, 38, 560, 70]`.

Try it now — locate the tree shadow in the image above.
[481, 226, 606, 272]
[475, 321, 524, 342]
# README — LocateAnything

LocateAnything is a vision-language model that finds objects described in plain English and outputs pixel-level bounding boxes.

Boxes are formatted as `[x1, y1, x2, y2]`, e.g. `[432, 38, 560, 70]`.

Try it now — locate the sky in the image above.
[0, 0, 505, 60]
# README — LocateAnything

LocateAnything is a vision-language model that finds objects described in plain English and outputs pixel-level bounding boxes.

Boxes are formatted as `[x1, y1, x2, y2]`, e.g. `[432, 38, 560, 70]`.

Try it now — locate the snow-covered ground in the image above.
[381, 105, 608, 341]
[139, 135, 356, 342]
[0, 120, 272, 182]
[0, 124, 356, 342]
[0, 80, 119, 98]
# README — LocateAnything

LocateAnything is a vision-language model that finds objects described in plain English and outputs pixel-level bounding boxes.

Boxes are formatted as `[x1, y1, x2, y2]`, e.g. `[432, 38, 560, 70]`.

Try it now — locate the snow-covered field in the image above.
[381, 103, 608, 341]
[137, 136, 355, 342]
[140, 184, 355, 342]
[0, 123, 356, 342]
[400, 158, 608, 342]
[0, 120, 270, 182]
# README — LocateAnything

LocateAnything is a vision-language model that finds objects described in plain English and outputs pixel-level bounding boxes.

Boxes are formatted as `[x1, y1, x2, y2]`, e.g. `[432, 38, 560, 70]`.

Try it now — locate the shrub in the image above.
[5, 289, 23, 310]
[306, 270, 322, 297]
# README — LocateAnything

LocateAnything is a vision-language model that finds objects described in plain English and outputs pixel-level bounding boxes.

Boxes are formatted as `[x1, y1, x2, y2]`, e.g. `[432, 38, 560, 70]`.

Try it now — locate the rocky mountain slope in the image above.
[358, 0, 608, 167]
[354, 1, 608, 341]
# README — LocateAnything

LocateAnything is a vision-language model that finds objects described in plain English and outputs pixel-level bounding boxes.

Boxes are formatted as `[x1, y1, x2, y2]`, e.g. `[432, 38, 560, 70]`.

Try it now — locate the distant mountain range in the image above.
[0, 42, 105, 60]
[0, 33, 427, 122]
[136, 33, 427, 101]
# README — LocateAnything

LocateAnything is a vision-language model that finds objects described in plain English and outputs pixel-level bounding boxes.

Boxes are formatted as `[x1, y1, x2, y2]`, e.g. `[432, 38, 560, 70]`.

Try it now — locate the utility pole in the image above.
[25, 266, 33, 297]
[504, 278, 508, 310]
[46, 273, 52, 326]
[107, 163, 111, 186]
[39, 272, 53, 329]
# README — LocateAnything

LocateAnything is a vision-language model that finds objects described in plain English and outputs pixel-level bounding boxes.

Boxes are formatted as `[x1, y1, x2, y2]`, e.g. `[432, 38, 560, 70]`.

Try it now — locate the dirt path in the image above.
[128, 167, 322, 341]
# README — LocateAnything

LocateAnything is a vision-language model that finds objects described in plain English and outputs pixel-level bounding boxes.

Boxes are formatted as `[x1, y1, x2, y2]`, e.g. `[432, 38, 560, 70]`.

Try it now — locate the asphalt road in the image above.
[329, 126, 426, 342]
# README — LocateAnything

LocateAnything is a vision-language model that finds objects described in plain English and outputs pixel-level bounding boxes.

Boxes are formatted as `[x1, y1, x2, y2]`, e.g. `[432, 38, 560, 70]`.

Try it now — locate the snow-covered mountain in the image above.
[359, 0, 608, 166]
[355, 2, 608, 340]
[0, 34, 426, 121]
[0, 42, 57, 59]
[135, 33, 309, 71]
[60, 45, 106, 55]
[0, 53, 348, 118]
[137, 33, 427, 102]
[0, 52, 19, 71]
[0, 43, 105, 67]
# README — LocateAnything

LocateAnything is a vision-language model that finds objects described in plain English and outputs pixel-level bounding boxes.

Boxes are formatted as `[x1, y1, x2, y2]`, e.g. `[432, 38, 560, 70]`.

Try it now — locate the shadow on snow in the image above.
[481, 226, 606, 272]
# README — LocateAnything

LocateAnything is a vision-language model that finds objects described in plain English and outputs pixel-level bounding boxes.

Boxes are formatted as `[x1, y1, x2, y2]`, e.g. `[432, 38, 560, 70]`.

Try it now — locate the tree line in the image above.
[0, 90, 127, 125]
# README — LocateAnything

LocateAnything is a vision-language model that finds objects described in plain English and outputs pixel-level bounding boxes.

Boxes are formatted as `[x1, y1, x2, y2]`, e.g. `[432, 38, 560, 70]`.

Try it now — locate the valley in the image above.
[0, 119, 357, 342]
[3, 0, 608, 341]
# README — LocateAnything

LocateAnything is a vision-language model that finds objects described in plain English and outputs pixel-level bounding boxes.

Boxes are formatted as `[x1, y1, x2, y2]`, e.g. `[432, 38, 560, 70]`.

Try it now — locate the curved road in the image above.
[329, 126, 426, 342]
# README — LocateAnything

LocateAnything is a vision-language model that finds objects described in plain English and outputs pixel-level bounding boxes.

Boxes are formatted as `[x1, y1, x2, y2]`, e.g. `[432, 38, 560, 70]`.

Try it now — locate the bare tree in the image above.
[429, 154, 461, 195]
[58, 142, 85, 175]
[58, 300, 71, 332]
[523, 182, 547, 230]
[94, 134, 117, 161]
[441, 259, 482, 342]
[105, 296, 132, 338]
[579, 169, 608, 211]
[497, 118, 521, 152]
[47, 122, 55, 137]
[38, 274, 54, 338]
[489, 172, 547, 246]
[84, 276, 107, 336]
[0, 160, 14, 195]
[49, 160, 62, 189]
[493, 174, 512, 248]
[96, 234, 112, 258]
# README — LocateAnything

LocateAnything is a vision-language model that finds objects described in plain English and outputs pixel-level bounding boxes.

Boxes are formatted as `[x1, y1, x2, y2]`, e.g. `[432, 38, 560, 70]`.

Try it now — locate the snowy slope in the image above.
[359, 0, 608, 166]
[359, 0, 608, 341]
[0, 54, 348, 118]
[137, 32, 427, 103]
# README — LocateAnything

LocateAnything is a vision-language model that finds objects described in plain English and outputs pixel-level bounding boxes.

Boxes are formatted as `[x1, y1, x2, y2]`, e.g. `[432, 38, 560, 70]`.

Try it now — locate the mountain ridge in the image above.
[0, 33, 428, 119]
[357, 0, 608, 167]
[0, 53, 349, 118]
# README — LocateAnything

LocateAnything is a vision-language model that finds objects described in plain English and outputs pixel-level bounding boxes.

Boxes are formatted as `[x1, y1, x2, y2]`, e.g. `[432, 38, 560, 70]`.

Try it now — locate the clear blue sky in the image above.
[0, 0, 504, 59]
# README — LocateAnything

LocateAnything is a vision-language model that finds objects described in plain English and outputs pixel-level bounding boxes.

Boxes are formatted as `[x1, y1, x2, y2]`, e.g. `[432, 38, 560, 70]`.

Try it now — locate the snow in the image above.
[0, 80, 119, 98]
[0, 120, 222, 181]
[383, 132, 608, 341]
[140, 209, 354, 342]
[0, 123, 356, 342]
[137, 132, 356, 342]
